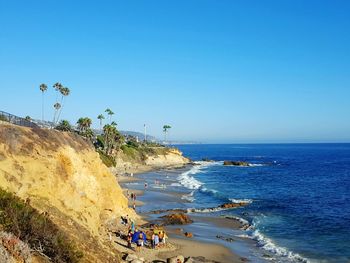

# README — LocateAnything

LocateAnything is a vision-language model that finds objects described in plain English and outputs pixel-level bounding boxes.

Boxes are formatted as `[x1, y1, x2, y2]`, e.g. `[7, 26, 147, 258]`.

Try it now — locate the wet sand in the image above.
[117, 172, 252, 263]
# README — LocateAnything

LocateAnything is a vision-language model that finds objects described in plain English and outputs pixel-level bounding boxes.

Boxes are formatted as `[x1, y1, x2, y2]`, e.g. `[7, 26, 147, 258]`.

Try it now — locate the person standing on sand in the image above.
[131, 220, 135, 233]
[151, 233, 155, 249]
[127, 230, 132, 249]
[137, 232, 144, 251]
[154, 233, 159, 248]
[163, 232, 168, 245]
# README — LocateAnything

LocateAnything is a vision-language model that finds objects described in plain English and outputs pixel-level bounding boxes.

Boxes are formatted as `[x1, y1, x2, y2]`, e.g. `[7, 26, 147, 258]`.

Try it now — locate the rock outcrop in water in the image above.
[223, 160, 250, 166]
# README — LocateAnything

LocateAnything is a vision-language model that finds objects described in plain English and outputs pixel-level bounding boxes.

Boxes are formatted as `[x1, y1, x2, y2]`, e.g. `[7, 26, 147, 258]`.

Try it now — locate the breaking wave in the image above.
[251, 229, 309, 263]
[177, 161, 219, 190]
[229, 198, 253, 204]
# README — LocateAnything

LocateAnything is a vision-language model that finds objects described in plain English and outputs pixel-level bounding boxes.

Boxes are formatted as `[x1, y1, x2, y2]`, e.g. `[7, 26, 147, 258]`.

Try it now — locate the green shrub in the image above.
[0, 114, 9, 122]
[98, 151, 116, 167]
[55, 120, 73, 132]
[0, 189, 83, 263]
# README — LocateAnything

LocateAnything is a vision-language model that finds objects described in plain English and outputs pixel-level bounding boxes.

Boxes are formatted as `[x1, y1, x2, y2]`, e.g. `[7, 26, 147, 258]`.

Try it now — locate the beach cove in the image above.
[114, 166, 267, 263]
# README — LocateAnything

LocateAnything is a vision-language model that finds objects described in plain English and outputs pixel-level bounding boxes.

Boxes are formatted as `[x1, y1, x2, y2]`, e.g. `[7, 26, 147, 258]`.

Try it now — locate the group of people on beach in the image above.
[151, 230, 167, 249]
[126, 189, 137, 210]
[120, 215, 168, 252]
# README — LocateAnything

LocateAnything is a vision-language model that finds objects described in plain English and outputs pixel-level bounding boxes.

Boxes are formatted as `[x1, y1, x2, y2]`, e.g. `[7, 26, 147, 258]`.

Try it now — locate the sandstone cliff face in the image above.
[0, 124, 135, 239]
[144, 148, 190, 168]
[111, 147, 190, 175]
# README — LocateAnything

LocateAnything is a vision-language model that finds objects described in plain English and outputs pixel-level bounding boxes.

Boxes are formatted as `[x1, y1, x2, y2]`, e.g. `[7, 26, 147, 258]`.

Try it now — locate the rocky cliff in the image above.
[0, 124, 136, 262]
[111, 147, 190, 175]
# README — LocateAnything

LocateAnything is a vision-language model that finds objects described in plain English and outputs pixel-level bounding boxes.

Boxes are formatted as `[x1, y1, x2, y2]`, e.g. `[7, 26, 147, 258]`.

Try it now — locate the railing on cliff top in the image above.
[0, 110, 39, 128]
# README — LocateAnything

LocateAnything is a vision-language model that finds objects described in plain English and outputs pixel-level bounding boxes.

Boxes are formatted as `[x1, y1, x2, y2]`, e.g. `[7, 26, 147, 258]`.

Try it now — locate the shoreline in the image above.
[115, 167, 252, 263]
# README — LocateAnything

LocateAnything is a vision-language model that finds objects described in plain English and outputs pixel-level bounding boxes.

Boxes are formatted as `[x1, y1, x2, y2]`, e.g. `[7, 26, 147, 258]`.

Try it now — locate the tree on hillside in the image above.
[55, 120, 72, 132]
[77, 117, 92, 133]
[105, 108, 114, 123]
[97, 114, 105, 131]
[103, 123, 124, 155]
[25, 116, 32, 121]
[56, 86, 70, 124]
[163, 125, 171, 143]
[39, 83, 48, 122]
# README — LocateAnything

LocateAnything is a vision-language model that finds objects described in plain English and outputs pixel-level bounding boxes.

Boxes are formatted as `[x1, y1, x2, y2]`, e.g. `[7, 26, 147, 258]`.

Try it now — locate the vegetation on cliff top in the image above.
[0, 188, 83, 263]
[37, 84, 175, 168]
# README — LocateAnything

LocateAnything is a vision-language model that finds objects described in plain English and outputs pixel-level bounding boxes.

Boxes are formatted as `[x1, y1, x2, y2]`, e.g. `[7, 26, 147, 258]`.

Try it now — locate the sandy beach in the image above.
[113, 169, 252, 263]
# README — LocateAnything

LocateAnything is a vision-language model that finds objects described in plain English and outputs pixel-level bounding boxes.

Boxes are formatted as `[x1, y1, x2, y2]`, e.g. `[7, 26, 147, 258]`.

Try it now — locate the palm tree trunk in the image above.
[56, 96, 64, 125]
[42, 92, 44, 122]
[52, 110, 57, 128]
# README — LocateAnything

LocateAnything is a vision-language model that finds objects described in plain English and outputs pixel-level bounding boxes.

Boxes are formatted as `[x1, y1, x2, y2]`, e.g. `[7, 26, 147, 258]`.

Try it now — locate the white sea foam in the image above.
[181, 191, 195, 202]
[187, 207, 225, 213]
[170, 183, 182, 187]
[187, 205, 245, 214]
[223, 215, 250, 226]
[229, 198, 253, 204]
[248, 163, 265, 167]
[177, 161, 219, 190]
[125, 182, 140, 185]
[200, 187, 218, 195]
[251, 229, 309, 263]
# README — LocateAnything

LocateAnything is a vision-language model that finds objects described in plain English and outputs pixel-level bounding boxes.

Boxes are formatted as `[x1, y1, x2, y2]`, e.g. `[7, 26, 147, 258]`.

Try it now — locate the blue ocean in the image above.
[173, 144, 350, 263]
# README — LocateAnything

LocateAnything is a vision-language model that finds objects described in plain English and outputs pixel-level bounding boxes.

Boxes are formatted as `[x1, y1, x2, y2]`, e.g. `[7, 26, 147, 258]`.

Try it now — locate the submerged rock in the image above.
[184, 232, 193, 238]
[223, 161, 250, 166]
[219, 202, 246, 209]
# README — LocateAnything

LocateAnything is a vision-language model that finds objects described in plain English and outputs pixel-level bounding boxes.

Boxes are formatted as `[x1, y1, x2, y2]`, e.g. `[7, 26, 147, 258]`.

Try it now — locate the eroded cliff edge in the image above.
[0, 124, 136, 262]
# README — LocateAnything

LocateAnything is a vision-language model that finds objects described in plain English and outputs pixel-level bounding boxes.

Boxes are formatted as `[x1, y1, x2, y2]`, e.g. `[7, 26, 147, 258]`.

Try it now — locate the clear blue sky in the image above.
[1, 0, 349, 143]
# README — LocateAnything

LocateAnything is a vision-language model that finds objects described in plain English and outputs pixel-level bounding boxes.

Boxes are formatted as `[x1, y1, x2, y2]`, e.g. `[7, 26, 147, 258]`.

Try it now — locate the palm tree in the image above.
[53, 102, 61, 126]
[52, 82, 63, 125]
[77, 117, 92, 133]
[56, 86, 70, 124]
[105, 108, 114, 123]
[97, 114, 105, 131]
[56, 120, 72, 132]
[163, 125, 171, 143]
[39, 83, 48, 122]
[103, 123, 123, 155]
